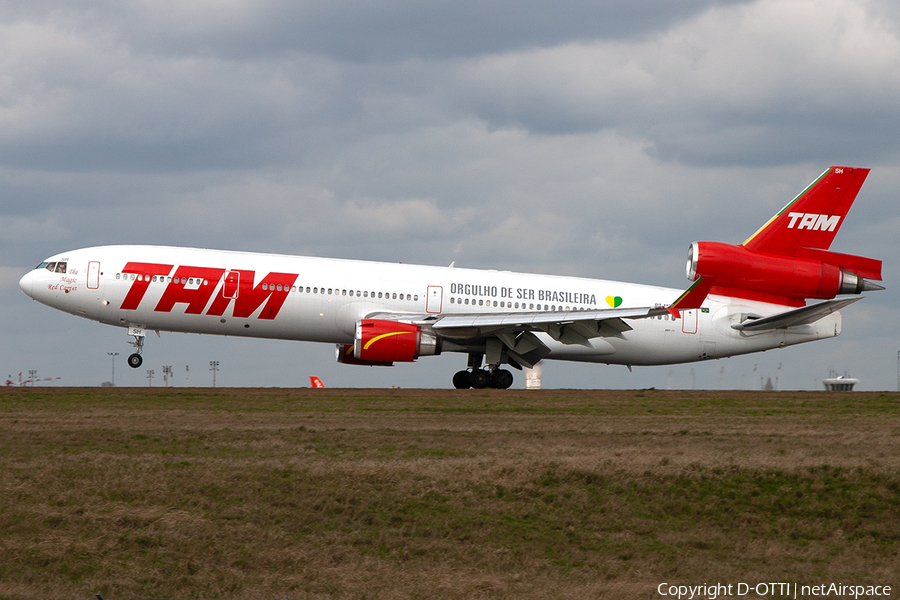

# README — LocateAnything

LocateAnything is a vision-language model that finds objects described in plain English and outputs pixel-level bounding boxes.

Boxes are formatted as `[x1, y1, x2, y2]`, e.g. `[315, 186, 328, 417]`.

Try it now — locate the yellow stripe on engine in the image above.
[363, 330, 413, 350]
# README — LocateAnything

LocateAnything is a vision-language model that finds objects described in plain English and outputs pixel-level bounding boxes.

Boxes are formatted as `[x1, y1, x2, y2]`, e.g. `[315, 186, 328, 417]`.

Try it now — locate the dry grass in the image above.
[0, 387, 898, 599]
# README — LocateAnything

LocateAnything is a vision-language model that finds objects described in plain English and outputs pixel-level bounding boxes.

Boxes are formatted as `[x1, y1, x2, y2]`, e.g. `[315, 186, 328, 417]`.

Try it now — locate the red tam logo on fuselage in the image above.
[120, 262, 298, 319]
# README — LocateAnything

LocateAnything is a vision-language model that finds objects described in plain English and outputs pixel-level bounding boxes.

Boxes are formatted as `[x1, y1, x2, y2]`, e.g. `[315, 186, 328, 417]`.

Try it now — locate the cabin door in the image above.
[426, 285, 443, 314]
[87, 261, 100, 289]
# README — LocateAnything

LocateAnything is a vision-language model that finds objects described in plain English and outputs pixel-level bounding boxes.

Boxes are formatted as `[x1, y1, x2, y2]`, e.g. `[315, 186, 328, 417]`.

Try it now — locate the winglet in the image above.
[668, 276, 715, 318]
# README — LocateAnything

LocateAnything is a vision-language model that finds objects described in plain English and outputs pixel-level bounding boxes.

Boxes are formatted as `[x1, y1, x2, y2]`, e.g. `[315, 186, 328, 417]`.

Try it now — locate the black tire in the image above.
[471, 369, 490, 389]
[127, 353, 143, 369]
[452, 370, 472, 389]
[492, 369, 514, 389]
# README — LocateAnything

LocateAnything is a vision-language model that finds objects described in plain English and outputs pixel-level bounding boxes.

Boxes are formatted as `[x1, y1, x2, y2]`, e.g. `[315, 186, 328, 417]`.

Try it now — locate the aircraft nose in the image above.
[19, 270, 34, 298]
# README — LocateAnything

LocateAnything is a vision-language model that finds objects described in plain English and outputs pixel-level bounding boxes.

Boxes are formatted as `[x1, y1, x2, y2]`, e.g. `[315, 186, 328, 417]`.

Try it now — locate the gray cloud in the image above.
[453, 0, 900, 164]
[0, 0, 752, 61]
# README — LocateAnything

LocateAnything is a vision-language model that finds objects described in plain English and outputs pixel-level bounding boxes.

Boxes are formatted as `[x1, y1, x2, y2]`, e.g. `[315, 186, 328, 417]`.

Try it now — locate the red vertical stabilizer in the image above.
[671, 166, 882, 309]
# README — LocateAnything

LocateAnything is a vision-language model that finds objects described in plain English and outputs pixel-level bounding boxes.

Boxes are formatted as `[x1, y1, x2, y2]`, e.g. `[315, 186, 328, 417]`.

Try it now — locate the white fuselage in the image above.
[19, 245, 841, 368]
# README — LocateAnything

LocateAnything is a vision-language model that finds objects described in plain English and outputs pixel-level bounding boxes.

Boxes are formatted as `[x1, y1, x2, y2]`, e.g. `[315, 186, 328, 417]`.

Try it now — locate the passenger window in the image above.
[414, 295, 418, 301]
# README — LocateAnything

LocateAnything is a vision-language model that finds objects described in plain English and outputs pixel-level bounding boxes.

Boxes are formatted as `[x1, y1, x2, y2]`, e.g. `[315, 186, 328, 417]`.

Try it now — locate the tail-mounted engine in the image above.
[686, 241, 883, 303]
[335, 319, 440, 366]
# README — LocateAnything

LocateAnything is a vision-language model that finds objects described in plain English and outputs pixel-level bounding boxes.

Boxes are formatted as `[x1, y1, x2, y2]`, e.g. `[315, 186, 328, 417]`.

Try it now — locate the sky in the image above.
[2, 0, 899, 390]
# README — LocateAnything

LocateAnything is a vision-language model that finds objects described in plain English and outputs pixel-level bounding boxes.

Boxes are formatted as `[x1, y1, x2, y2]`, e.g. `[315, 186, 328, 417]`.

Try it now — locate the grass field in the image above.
[0, 387, 898, 599]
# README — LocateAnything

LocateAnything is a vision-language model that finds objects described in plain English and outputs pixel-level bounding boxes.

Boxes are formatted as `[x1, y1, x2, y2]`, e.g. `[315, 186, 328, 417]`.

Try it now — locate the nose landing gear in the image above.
[126, 326, 145, 369]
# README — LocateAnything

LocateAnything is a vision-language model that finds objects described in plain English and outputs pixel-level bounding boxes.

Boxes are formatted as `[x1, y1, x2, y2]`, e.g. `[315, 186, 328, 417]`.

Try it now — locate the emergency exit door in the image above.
[682, 309, 698, 334]
[426, 285, 443, 314]
[223, 271, 240, 299]
[87, 261, 100, 289]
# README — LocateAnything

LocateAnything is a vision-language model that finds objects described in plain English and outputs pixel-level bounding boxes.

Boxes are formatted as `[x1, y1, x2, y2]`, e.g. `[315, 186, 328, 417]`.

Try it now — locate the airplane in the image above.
[6, 372, 62, 387]
[310, 376, 325, 388]
[18, 166, 883, 389]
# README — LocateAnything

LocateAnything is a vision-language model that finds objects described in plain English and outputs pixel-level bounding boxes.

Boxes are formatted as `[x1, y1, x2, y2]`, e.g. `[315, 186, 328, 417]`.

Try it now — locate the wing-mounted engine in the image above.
[686, 241, 883, 306]
[335, 343, 394, 366]
[335, 319, 441, 366]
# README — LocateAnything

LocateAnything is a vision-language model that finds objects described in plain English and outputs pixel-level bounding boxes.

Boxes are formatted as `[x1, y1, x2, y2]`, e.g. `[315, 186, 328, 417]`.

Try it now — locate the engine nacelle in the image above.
[335, 344, 394, 366]
[687, 241, 880, 301]
[335, 320, 441, 366]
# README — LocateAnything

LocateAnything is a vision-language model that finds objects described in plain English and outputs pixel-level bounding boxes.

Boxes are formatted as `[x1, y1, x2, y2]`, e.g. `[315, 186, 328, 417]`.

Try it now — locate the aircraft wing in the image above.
[731, 297, 862, 331]
[367, 306, 668, 368]
[430, 306, 666, 337]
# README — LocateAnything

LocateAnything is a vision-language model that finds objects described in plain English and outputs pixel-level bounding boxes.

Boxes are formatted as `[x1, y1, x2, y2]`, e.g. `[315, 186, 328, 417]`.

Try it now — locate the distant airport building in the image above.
[525, 364, 542, 390]
[823, 374, 858, 391]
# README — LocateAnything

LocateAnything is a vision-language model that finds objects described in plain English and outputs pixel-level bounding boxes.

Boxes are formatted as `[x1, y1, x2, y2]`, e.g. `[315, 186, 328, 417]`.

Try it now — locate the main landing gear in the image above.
[453, 352, 514, 389]
[127, 327, 145, 369]
[452, 368, 514, 389]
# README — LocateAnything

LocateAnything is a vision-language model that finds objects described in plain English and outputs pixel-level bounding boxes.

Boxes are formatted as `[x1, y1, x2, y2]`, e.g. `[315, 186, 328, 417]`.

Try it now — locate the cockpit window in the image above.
[35, 261, 67, 273]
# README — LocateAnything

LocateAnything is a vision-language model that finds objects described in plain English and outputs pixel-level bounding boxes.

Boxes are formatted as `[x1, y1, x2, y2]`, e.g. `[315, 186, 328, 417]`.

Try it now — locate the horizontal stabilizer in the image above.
[668, 276, 715, 316]
[731, 297, 862, 331]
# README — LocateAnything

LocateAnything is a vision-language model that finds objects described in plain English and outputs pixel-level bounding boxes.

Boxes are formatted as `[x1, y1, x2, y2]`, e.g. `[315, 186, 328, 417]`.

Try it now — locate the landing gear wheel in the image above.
[127, 353, 143, 369]
[452, 370, 472, 389]
[471, 369, 491, 389]
[492, 369, 514, 389]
